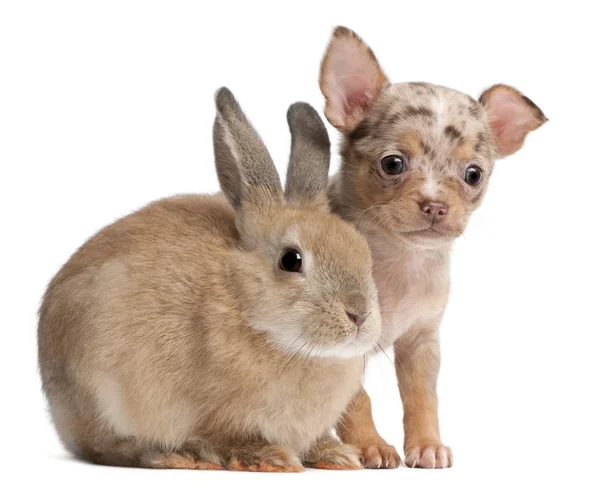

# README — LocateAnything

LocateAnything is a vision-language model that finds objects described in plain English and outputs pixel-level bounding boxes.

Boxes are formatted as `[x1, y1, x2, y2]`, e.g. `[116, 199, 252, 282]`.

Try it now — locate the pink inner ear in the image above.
[322, 37, 386, 130]
[328, 47, 378, 121]
[487, 90, 540, 156]
[345, 86, 371, 115]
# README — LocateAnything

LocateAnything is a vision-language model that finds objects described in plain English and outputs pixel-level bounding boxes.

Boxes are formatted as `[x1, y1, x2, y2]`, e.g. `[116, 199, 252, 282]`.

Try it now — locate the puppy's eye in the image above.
[464, 165, 483, 186]
[380, 155, 405, 175]
[280, 249, 302, 272]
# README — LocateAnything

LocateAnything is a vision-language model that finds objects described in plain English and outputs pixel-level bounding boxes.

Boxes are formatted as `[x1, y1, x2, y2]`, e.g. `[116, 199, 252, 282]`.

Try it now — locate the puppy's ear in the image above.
[479, 84, 548, 158]
[319, 26, 389, 132]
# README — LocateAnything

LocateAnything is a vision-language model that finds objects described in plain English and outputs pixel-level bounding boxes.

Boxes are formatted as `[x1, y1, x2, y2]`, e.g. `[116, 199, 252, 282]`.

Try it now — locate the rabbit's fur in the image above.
[38, 89, 381, 471]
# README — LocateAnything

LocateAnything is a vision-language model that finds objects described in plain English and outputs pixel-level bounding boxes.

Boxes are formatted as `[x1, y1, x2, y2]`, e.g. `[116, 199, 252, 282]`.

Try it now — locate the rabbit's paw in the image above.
[304, 439, 363, 470]
[227, 444, 304, 473]
[142, 451, 224, 470]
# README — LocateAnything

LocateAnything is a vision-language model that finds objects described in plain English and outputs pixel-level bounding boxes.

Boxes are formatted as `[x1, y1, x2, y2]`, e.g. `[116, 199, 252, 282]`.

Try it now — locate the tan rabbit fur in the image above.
[38, 88, 382, 472]
[319, 27, 547, 469]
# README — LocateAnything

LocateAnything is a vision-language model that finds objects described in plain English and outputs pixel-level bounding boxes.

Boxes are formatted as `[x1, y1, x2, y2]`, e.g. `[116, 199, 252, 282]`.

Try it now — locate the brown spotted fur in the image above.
[320, 26, 547, 469]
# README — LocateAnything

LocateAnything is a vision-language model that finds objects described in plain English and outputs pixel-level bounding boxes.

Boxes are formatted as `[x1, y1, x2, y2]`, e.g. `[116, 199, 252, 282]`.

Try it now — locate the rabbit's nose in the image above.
[420, 200, 448, 217]
[346, 311, 366, 328]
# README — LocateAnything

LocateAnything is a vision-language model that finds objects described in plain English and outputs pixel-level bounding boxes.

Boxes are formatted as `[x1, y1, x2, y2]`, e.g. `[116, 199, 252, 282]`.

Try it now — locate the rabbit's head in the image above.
[213, 88, 381, 359]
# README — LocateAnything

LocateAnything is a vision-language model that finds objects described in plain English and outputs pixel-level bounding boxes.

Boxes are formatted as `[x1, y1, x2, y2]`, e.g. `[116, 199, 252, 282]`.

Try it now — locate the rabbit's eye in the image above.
[464, 164, 483, 186]
[280, 249, 302, 272]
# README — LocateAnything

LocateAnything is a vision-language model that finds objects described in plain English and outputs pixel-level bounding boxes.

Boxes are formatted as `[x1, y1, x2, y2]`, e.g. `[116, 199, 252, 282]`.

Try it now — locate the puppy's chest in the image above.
[373, 262, 448, 345]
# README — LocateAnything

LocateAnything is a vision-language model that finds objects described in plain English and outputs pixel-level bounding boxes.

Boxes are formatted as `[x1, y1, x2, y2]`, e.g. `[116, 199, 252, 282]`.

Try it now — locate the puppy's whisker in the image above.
[376, 343, 395, 366]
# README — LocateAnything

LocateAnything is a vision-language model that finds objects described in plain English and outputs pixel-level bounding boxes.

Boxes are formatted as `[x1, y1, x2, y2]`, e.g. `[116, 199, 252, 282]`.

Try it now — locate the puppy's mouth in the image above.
[380, 212, 456, 241]
[402, 226, 447, 239]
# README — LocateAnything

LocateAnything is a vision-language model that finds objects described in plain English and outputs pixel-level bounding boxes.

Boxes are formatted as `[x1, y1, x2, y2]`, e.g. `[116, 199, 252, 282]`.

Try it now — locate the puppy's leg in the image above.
[335, 387, 401, 469]
[395, 327, 452, 469]
[224, 439, 304, 473]
[303, 432, 362, 470]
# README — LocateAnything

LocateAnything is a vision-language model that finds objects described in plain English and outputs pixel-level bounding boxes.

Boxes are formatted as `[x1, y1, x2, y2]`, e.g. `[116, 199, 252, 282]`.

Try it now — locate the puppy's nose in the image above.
[420, 201, 448, 217]
[346, 311, 366, 328]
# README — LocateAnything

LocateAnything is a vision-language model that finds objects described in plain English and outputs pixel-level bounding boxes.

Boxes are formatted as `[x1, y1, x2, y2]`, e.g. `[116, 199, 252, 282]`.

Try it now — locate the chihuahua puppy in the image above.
[320, 26, 547, 469]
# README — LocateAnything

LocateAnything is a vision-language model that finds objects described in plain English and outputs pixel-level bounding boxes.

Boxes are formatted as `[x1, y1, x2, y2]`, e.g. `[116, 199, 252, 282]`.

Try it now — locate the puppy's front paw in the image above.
[358, 440, 402, 469]
[404, 443, 452, 469]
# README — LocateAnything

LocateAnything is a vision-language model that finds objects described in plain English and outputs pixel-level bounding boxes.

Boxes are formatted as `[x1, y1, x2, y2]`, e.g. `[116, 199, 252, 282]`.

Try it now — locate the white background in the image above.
[1, 1, 599, 485]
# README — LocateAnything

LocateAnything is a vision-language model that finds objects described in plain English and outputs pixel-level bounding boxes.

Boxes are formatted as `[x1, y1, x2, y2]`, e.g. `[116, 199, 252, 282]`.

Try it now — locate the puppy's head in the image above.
[320, 26, 547, 249]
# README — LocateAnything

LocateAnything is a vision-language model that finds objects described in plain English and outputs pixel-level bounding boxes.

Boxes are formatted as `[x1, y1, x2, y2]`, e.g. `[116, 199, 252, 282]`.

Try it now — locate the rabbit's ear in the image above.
[284, 102, 331, 211]
[213, 87, 283, 210]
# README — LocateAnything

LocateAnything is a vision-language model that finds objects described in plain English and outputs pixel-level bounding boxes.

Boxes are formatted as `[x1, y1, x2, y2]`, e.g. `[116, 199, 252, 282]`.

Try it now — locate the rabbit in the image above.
[37, 87, 382, 472]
